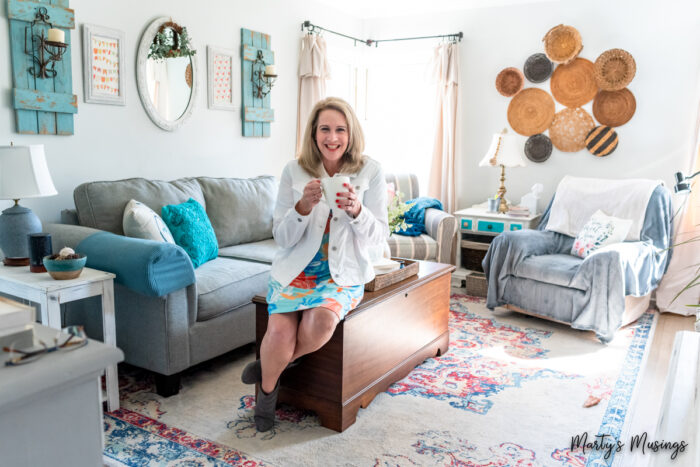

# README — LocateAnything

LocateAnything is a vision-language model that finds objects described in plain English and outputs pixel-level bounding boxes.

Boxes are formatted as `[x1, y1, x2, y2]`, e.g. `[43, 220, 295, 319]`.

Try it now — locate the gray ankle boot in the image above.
[254, 383, 279, 432]
[242, 358, 303, 385]
[241, 359, 262, 384]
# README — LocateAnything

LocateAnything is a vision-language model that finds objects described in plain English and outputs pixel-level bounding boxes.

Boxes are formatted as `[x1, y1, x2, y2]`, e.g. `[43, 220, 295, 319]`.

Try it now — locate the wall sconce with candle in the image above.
[8, 0, 77, 135]
[251, 49, 277, 99]
[25, 7, 68, 79]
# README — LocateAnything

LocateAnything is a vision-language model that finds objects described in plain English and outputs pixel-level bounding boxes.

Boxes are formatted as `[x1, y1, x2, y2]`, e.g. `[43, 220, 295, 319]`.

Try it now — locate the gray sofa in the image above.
[47, 176, 279, 396]
[47, 172, 456, 396]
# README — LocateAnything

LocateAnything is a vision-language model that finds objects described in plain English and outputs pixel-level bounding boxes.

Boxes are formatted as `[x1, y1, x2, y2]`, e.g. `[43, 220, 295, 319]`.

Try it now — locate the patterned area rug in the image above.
[104, 295, 656, 467]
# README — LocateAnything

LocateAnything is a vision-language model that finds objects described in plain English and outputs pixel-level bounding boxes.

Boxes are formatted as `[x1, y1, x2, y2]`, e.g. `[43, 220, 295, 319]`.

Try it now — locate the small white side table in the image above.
[0, 265, 120, 411]
[453, 205, 541, 284]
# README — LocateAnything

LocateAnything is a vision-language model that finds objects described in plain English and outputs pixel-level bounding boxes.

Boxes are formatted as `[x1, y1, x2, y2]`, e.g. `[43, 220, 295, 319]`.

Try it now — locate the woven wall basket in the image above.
[549, 107, 595, 152]
[585, 126, 619, 157]
[593, 88, 636, 127]
[524, 53, 553, 83]
[507, 88, 555, 136]
[595, 48, 636, 91]
[524, 133, 553, 162]
[550, 58, 598, 107]
[496, 67, 525, 97]
[542, 24, 583, 64]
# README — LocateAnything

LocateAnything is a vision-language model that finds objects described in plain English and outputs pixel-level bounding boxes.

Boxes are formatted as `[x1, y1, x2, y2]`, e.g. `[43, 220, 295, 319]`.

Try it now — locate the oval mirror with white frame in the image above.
[136, 17, 198, 131]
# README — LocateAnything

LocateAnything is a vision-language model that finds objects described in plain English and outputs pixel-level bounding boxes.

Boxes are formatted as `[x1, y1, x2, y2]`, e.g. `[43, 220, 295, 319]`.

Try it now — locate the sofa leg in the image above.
[155, 372, 181, 397]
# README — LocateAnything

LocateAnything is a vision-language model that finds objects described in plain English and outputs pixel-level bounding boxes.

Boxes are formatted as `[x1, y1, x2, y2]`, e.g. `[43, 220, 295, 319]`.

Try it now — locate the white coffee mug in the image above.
[321, 175, 351, 213]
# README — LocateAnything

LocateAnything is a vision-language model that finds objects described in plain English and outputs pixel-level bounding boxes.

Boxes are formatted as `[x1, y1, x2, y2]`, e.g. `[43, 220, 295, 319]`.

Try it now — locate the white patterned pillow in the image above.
[571, 210, 632, 258]
[123, 199, 175, 243]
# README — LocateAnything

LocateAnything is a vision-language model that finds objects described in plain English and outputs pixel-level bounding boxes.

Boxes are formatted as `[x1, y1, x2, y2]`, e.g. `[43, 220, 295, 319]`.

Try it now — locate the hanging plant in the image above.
[148, 21, 197, 60]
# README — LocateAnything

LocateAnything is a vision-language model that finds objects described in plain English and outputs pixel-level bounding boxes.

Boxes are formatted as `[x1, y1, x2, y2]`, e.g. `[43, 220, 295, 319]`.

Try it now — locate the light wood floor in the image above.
[624, 311, 695, 436]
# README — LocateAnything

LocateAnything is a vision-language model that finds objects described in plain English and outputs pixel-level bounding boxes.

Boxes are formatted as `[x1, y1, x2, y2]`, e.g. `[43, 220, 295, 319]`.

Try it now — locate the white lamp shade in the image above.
[0, 145, 57, 199]
[478, 134, 527, 168]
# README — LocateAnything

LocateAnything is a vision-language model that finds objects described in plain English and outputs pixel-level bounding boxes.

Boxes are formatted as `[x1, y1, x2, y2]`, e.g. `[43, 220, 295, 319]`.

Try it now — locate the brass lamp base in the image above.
[497, 164, 509, 214]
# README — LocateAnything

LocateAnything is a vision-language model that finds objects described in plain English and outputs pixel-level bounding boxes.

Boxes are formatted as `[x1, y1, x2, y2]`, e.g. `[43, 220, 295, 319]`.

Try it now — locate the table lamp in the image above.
[0, 144, 57, 266]
[478, 131, 526, 214]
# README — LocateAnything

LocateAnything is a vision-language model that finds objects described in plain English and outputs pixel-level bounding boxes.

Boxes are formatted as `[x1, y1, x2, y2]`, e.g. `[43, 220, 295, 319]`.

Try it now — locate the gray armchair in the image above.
[385, 173, 457, 264]
[482, 184, 673, 343]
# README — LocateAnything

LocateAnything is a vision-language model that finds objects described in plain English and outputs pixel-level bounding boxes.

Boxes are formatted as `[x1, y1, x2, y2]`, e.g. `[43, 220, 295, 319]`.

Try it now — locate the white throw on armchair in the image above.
[384, 173, 457, 264]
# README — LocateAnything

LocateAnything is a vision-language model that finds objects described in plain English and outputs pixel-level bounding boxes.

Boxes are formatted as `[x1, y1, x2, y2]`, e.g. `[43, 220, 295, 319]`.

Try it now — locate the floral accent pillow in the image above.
[571, 210, 632, 258]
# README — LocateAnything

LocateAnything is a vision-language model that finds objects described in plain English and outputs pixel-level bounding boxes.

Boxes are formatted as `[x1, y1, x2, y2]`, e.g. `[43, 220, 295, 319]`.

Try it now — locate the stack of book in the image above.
[0, 296, 35, 350]
[507, 205, 531, 217]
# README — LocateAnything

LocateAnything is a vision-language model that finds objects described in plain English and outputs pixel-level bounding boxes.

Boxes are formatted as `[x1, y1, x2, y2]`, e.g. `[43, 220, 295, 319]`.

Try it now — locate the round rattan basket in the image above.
[523, 53, 553, 83]
[594, 48, 636, 91]
[550, 57, 598, 107]
[495, 67, 525, 97]
[542, 24, 583, 64]
[592, 88, 636, 127]
[549, 107, 595, 152]
[585, 126, 619, 157]
[507, 88, 556, 136]
[524, 134, 553, 162]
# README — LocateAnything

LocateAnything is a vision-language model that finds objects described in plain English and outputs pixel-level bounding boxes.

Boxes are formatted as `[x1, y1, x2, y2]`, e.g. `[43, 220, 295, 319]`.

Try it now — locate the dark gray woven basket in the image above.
[524, 133, 553, 162]
[524, 53, 553, 83]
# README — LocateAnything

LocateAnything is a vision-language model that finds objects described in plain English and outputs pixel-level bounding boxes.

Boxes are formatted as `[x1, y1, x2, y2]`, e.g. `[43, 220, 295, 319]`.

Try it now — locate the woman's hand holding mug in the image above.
[295, 179, 323, 215]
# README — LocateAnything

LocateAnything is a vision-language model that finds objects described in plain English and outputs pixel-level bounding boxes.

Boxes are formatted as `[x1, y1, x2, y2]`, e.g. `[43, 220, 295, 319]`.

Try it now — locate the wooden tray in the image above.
[365, 258, 419, 292]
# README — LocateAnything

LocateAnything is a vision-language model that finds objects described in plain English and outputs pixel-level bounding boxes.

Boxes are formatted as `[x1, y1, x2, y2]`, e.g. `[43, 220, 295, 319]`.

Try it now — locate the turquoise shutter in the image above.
[8, 0, 77, 135]
[240, 28, 274, 137]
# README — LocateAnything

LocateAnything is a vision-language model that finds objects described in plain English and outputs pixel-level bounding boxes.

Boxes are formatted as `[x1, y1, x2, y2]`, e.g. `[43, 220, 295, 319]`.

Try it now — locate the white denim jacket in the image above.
[270, 157, 389, 287]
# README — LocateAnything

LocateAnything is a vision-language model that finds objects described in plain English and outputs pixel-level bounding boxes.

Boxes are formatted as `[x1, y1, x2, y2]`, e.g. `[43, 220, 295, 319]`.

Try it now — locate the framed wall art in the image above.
[207, 45, 238, 110]
[82, 24, 125, 105]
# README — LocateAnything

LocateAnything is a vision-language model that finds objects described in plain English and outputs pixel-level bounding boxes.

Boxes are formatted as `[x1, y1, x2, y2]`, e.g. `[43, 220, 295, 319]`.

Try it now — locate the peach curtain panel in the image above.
[296, 34, 330, 155]
[656, 90, 700, 314]
[428, 42, 460, 214]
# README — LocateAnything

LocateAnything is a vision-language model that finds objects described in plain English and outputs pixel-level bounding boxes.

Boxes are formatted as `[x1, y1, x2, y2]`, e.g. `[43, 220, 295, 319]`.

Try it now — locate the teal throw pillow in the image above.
[161, 198, 218, 268]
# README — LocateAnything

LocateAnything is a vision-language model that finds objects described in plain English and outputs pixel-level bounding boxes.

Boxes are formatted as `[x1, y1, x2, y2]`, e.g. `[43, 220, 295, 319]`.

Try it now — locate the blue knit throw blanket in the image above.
[396, 197, 443, 236]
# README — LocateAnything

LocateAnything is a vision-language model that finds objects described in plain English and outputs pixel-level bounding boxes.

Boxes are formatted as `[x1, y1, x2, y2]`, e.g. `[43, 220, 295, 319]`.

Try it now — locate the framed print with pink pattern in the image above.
[207, 46, 238, 110]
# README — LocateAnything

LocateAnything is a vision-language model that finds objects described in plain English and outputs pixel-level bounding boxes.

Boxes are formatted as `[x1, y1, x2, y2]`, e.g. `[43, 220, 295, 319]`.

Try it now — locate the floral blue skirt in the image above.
[267, 215, 364, 320]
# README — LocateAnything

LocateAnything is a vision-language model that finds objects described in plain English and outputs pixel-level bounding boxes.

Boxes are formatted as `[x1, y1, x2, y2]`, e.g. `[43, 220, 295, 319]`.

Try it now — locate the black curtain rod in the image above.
[301, 21, 462, 47]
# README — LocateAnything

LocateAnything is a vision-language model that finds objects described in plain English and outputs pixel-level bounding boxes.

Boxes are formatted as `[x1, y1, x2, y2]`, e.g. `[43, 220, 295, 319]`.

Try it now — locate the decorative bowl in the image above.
[42, 255, 87, 280]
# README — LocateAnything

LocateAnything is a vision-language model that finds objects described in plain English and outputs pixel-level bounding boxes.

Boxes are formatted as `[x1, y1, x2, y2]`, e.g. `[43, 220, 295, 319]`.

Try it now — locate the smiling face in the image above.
[315, 109, 349, 172]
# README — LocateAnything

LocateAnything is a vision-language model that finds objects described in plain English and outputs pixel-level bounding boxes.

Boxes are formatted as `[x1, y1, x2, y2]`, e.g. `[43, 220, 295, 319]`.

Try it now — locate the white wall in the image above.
[2, 0, 699, 224]
[0, 0, 362, 222]
[366, 0, 700, 209]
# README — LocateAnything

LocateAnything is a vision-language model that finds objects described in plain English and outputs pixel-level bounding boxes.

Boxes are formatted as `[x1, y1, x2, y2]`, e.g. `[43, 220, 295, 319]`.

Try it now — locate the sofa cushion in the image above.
[123, 199, 175, 243]
[195, 257, 270, 321]
[218, 238, 278, 264]
[161, 198, 218, 268]
[387, 233, 437, 261]
[196, 176, 276, 247]
[74, 177, 205, 234]
[77, 231, 195, 297]
[514, 254, 584, 289]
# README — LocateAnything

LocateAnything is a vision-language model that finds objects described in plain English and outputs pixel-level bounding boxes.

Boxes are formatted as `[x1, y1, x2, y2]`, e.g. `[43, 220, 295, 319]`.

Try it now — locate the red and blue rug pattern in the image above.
[103, 294, 656, 466]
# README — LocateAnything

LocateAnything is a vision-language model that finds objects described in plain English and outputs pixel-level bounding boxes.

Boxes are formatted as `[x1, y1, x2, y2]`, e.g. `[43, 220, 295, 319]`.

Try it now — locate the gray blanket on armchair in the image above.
[482, 185, 673, 343]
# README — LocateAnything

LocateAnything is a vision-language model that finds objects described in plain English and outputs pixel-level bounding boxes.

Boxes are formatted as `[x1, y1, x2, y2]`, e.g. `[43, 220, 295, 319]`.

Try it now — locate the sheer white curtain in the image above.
[296, 34, 330, 155]
[428, 42, 460, 214]
[656, 91, 700, 314]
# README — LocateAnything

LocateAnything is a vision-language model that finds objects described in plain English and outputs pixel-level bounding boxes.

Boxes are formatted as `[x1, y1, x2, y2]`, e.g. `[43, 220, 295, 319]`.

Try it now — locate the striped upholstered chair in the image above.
[385, 173, 457, 264]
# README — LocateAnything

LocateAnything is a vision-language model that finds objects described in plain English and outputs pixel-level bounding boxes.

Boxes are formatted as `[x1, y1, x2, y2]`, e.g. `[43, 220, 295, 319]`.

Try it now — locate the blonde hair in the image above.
[297, 97, 366, 177]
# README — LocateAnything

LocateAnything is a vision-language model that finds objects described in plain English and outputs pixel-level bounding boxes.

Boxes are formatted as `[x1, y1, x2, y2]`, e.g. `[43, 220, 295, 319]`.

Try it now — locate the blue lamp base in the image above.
[0, 202, 42, 266]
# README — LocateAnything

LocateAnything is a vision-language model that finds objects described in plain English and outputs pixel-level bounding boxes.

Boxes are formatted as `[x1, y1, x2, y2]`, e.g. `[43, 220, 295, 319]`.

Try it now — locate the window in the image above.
[325, 38, 436, 197]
